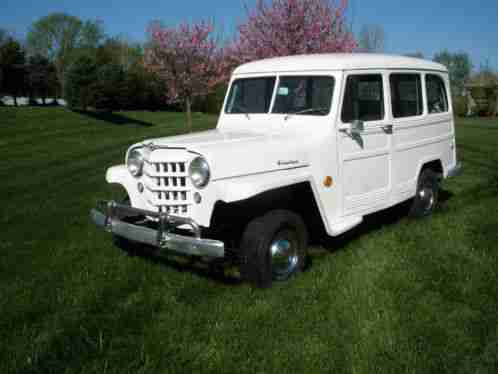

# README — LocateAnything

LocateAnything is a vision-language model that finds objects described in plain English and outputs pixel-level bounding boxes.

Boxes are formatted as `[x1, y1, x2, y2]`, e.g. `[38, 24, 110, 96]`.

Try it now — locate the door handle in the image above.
[381, 124, 393, 133]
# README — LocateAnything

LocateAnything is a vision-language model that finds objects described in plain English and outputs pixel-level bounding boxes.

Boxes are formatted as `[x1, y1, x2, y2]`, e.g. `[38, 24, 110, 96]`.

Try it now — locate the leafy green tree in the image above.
[124, 66, 166, 110]
[468, 62, 498, 116]
[91, 63, 126, 111]
[471, 62, 498, 86]
[80, 20, 106, 50]
[27, 13, 104, 97]
[0, 29, 8, 46]
[96, 36, 143, 71]
[64, 55, 98, 110]
[0, 29, 7, 96]
[434, 50, 473, 96]
[26, 54, 55, 105]
[90, 62, 165, 111]
[0, 38, 26, 106]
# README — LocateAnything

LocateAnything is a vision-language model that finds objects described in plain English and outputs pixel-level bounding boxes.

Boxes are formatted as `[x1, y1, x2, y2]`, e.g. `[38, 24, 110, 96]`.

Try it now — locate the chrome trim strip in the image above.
[394, 133, 453, 153]
[212, 164, 310, 182]
[393, 118, 450, 130]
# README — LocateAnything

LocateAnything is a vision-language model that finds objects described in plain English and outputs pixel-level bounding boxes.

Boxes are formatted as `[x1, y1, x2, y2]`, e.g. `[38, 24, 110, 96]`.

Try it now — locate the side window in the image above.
[426, 74, 449, 114]
[341, 74, 384, 123]
[390, 74, 423, 118]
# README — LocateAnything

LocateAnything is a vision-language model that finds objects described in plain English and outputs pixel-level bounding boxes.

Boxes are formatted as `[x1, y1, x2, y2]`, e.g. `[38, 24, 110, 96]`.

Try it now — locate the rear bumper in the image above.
[91, 201, 224, 258]
[447, 162, 463, 178]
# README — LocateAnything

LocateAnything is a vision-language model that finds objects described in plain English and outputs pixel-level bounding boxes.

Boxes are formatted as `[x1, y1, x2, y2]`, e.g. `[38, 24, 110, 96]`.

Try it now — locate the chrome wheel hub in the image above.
[270, 231, 299, 280]
[419, 187, 435, 212]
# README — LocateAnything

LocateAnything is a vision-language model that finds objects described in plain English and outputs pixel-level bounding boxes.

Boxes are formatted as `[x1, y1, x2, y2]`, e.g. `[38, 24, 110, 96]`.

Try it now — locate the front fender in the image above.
[213, 167, 313, 203]
[209, 167, 332, 234]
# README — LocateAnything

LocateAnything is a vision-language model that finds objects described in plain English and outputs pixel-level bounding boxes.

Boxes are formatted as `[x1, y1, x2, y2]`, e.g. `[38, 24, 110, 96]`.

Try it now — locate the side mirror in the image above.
[351, 120, 364, 134]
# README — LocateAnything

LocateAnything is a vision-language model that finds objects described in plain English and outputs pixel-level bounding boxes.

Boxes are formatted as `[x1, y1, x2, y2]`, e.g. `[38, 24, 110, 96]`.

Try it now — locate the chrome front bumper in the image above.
[447, 162, 463, 178]
[90, 201, 224, 258]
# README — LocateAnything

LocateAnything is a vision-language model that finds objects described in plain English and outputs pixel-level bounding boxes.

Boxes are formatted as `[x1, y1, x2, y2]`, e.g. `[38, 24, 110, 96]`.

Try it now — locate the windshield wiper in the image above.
[232, 104, 251, 120]
[284, 107, 329, 121]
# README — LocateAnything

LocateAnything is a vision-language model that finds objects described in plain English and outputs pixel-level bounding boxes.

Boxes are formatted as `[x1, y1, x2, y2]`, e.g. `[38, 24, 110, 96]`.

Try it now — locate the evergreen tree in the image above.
[64, 55, 98, 110]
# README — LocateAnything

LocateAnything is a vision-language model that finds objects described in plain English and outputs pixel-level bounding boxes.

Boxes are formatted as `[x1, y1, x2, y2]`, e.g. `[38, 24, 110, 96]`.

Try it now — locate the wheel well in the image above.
[421, 159, 443, 177]
[209, 182, 326, 240]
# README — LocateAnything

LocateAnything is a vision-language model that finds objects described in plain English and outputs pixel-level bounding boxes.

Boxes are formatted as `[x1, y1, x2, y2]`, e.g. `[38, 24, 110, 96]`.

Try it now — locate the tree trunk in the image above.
[494, 87, 498, 117]
[185, 96, 193, 133]
[13, 95, 17, 107]
[82, 88, 87, 112]
[55, 61, 65, 101]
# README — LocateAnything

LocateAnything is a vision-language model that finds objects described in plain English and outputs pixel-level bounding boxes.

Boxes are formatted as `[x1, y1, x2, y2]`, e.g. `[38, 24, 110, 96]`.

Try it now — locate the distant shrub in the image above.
[453, 96, 468, 117]
[28, 97, 38, 106]
[123, 67, 167, 110]
[88, 64, 167, 111]
[468, 68, 498, 117]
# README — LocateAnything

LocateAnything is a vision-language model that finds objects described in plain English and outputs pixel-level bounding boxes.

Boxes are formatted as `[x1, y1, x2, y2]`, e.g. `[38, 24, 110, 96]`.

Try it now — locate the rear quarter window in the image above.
[426, 74, 449, 114]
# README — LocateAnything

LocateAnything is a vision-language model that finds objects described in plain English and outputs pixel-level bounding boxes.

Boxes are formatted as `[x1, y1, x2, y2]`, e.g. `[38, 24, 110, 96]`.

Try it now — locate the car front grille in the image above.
[143, 156, 191, 217]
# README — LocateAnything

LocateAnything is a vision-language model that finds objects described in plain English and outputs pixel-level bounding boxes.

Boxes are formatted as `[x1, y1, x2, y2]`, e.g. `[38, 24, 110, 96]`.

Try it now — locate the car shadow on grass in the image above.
[74, 110, 156, 127]
[114, 238, 243, 286]
[312, 188, 454, 255]
[113, 188, 457, 285]
[114, 188, 456, 285]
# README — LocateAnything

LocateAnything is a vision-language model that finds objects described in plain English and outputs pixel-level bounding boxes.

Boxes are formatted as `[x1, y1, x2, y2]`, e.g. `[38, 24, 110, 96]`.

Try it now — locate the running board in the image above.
[329, 216, 363, 236]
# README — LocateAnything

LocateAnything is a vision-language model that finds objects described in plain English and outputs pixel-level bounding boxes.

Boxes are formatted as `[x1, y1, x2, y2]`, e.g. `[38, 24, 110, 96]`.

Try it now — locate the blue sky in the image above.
[1, 0, 497, 70]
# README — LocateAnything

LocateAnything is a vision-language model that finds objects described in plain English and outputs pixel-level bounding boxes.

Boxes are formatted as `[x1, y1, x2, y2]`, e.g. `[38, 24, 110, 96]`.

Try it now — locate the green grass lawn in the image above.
[1, 107, 498, 374]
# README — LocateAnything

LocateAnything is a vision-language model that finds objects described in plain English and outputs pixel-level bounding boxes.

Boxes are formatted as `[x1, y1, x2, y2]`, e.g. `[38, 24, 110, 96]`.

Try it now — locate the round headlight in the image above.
[189, 156, 210, 188]
[127, 148, 144, 177]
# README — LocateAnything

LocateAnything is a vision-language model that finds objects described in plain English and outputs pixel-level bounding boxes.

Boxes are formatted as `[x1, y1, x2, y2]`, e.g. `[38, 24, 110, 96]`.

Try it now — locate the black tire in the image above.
[239, 210, 308, 288]
[409, 169, 440, 217]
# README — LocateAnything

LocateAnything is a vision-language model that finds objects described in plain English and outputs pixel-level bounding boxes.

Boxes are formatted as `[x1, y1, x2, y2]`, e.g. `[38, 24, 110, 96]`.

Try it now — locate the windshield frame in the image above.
[223, 73, 336, 117]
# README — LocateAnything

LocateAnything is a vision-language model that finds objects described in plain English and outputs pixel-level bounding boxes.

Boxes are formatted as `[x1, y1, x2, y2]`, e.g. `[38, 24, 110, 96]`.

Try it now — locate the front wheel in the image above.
[409, 169, 440, 217]
[239, 210, 308, 288]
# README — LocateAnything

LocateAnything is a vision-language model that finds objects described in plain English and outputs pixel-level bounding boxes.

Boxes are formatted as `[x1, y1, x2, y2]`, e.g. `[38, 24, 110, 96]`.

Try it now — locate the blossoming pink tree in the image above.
[145, 21, 226, 132]
[228, 0, 357, 64]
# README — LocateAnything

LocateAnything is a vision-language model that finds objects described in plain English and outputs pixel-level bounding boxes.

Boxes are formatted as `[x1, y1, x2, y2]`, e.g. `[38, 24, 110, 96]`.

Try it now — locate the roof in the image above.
[233, 53, 447, 75]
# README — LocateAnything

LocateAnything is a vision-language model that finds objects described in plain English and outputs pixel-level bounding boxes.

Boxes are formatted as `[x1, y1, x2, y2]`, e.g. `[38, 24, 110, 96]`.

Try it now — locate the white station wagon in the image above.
[92, 53, 461, 287]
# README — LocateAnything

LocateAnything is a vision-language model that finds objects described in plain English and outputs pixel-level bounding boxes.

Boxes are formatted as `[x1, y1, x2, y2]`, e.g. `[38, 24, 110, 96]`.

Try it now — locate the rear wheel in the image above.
[409, 169, 440, 217]
[239, 210, 308, 288]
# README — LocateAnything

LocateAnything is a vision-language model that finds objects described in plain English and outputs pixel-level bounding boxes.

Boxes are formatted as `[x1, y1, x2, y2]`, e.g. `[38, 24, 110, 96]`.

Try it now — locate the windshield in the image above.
[272, 76, 335, 116]
[225, 77, 276, 114]
[224, 75, 335, 116]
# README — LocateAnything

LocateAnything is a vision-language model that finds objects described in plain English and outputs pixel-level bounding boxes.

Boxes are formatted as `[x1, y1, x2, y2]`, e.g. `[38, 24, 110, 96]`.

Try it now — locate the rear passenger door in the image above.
[338, 71, 393, 216]
[389, 72, 452, 202]
[389, 72, 425, 201]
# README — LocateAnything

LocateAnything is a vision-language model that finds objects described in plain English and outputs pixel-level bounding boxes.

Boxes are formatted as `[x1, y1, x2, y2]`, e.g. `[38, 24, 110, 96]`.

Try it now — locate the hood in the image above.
[140, 129, 310, 181]
[142, 129, 266, 149]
